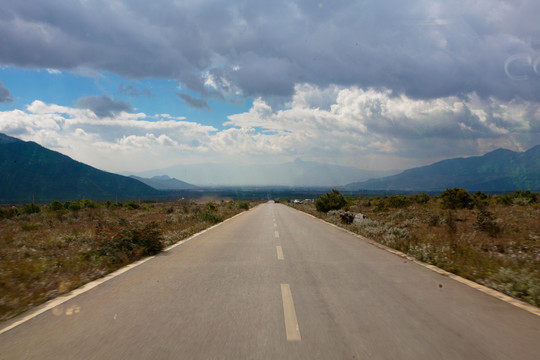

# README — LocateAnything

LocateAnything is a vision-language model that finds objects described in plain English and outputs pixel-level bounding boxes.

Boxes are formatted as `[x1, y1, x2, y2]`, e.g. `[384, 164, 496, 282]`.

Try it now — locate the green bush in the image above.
[22, 203, 41, 214]
[80, 199, 98, 209]
[440, 188, 474, 209]
[315, 189, 347, 213]
[64, 201, 81, 211]
[472, 191, 489, 209]
[386, 195, 412, 208]
[206, 202, 218, 212]
[93, 221, 164, 264]
[0, 207, 18, 219]
[125, 200, 140, 210]
[411, 193, 430, 204]
[237, 201, 250, 210]
[48, 200, 64, 212]
[199, 210, 223, 224]
[496, 190, 537, 206]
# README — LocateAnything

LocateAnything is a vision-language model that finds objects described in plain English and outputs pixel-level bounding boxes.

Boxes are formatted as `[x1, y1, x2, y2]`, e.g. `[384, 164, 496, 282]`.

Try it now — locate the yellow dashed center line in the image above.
[276, 246, 284, 260]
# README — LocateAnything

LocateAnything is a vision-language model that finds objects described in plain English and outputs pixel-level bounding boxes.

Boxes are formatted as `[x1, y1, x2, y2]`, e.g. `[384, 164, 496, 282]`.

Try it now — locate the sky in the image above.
[1, 0, 540, 181]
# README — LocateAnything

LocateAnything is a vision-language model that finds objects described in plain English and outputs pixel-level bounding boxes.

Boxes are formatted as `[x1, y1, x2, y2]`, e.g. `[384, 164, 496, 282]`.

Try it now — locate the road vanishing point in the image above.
[1, 202, 539, 359]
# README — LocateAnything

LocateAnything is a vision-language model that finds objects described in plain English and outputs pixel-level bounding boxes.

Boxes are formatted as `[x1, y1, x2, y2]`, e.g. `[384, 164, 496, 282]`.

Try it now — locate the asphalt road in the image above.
[1, 202, 539, 359]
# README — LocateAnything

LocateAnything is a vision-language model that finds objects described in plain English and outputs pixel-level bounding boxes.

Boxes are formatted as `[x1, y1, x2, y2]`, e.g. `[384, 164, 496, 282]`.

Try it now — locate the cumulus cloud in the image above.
[75, 95, 133, 118]
[1, 0, 539, 102]
[0, 99, 219, 171]
[226, 85, 540, 166]
[0, 81, 13, 103]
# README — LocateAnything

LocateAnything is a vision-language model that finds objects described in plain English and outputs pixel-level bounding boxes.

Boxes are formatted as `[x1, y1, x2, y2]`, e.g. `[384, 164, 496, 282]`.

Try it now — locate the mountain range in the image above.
[2, 131, 539, 203]
[345, 145, 540, 192]
[129, 159, 399, 187]
[0, 133, 160, 203]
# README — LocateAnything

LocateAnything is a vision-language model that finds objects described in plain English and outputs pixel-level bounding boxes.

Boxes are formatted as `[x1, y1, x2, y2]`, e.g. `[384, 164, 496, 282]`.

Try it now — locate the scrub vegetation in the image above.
[0, 199, 257, 321]
[293, 189, 540, 307]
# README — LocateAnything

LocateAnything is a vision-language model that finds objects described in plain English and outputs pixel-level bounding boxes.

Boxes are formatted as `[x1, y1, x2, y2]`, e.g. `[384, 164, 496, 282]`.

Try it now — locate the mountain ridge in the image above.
[345, 145, 540, 191]
[0, 133, 161, 202]
[129, 175, 196, 190]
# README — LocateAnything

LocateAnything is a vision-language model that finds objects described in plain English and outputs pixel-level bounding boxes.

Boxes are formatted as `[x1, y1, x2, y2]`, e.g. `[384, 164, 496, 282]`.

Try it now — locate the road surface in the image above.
[1, 202, 539, 359]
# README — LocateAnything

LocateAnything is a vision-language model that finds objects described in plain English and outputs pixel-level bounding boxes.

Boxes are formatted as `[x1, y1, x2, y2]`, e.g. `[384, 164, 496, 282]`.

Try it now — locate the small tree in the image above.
[315, 189, 347, 212]
[440, 188, 474, 209]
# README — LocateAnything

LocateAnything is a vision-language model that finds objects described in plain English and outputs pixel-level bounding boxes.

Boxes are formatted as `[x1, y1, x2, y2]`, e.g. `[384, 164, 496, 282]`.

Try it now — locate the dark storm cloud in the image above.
[75, 95, 132, 118]
[1, 0, 540, 101]
[176, 93, 211, 110]
[0, 81, 13, 103]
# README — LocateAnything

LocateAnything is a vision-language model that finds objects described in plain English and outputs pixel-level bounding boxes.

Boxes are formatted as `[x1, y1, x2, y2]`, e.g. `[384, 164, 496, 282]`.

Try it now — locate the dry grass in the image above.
[292, 194, 540, 307]
[0, 199, 257, 321]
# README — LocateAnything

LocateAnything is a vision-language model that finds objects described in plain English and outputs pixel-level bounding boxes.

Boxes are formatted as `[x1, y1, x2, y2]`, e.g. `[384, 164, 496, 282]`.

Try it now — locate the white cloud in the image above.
[226, 85, 540, 167]
[1, 86, 539, 173]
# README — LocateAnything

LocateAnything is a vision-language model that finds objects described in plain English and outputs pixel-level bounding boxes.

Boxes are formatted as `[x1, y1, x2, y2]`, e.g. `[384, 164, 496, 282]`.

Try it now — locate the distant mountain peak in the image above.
[152, 175, 172, 180]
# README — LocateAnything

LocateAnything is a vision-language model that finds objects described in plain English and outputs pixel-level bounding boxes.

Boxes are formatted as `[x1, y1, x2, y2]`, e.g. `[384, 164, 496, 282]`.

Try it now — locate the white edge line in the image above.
[286, 205, 540, 317]
[0, 207, 254, 335]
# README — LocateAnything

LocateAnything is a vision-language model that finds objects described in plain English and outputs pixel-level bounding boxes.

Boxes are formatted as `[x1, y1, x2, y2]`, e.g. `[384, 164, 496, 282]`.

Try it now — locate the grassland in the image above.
[0, 199, 256, 321]
[290, 192, 540, 307]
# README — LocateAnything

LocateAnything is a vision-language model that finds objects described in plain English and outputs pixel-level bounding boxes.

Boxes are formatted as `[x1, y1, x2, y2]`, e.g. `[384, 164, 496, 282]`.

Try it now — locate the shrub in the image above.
[472, 191, 489, 209]
[386, 195, 412, 208]
[411, 193, 430, 204]
[340, 212, 355, 224]
[474, 210, 502, 237]
[63, 201, 81, 211]
[199, 210, 223, 224]
[237, 201, 250, 210]
[131, 222, 164, 255]
[23, 203, 41, 214]
[0, 207, 18, 218]
[496, 190, 537, 206]
[125, 200, 140, 210]
[80, 199, 98, 209]
[93, 220, 164, 263]
[48, 200, 64, 212]
[440, 188, 474, 209]
[315, 189, 347, 213]
[373, 199, 388, 212]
